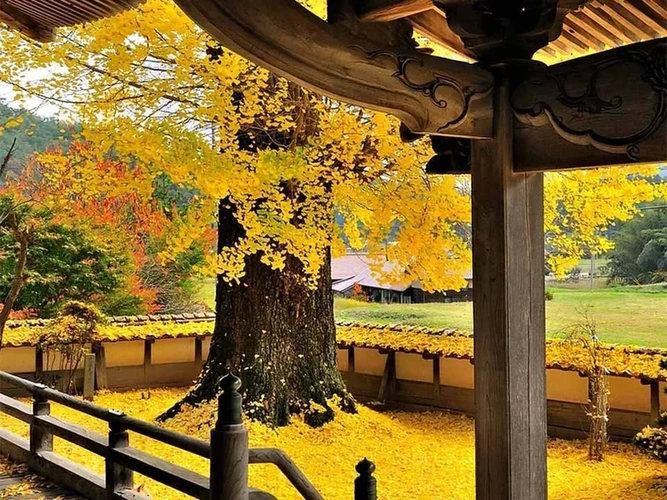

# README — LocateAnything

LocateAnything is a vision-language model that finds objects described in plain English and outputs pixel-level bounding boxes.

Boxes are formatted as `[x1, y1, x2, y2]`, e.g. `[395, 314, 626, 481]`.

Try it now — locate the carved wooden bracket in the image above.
[513, 37, 667, 172]
[173, 0, 494, 138]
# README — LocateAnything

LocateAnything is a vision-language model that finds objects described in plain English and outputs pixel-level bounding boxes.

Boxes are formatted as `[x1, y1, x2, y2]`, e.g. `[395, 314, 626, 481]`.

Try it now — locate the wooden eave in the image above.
[364, 0, 667, 64]
[0, 0, 143, 42]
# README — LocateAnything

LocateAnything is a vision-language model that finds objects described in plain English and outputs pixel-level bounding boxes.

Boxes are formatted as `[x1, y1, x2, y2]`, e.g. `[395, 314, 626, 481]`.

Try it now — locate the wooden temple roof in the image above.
[362, 0, 667, 63]
[0, 1, 664, 66]
[0, 0, 143, 42]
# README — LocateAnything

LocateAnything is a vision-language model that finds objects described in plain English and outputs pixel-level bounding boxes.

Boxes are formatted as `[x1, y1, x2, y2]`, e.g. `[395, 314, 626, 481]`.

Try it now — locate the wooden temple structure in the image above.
[0, 1, 666, 499]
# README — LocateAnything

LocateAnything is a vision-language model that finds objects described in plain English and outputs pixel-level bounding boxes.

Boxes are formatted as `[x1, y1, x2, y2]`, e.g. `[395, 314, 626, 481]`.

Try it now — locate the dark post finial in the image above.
[211, 372, 249, 500]
[217, 372, 243, 427]
[354, 458, 377, 500]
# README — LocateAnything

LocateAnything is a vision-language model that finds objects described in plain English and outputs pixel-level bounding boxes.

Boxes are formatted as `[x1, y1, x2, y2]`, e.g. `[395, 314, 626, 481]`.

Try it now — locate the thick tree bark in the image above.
[159, 200, 354, 426]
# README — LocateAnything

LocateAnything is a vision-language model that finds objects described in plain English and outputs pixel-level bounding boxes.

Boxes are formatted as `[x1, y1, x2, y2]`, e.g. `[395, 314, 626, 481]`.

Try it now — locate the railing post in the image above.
[106, 414, 133, 497]
[355, 458, 377, 500]
[30, 389, 52, 454]
[210, 373, 249, 500]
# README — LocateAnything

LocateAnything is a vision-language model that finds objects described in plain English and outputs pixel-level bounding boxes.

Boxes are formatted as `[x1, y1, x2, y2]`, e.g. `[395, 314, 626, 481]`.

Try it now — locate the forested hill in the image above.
[0, 102, 78, 177]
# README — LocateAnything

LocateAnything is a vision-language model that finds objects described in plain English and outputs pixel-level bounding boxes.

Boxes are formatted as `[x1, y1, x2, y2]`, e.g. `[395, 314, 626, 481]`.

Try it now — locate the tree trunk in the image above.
[588, 366, 608, 461]
[0, 215, 29, 347]
[159, 200, 354, 426]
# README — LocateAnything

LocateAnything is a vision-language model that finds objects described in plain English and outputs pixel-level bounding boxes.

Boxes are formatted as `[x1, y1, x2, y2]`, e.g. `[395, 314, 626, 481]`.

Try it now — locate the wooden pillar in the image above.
[210, 373, 249, 500]
[83, 353, 95, 401]
[348, 347, 355, 373]
[471, 70, 547, 500]
[35, 346, 44, 382]
[30, 391, 52, 454]
[194, 336, 204, 378]
[106, 419, 133, 495]
[92, 342, 108, 390]
[377, 351, 396, 403]
[432, 356, 441, 401]
[650, 380, 661, 427]
[143, 337, 154, 387]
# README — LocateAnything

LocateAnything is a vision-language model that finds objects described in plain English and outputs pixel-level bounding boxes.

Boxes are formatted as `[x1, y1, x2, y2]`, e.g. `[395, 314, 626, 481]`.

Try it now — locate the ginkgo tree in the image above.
[0, 0, 473, 425]
[0, 0, 663, 426]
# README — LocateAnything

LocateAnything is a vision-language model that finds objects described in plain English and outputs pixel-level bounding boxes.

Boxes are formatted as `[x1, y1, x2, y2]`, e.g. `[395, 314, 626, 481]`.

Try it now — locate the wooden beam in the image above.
[565, 13, 620, 48]
[513, 38, 667, 172]
[409, 9, 475, 61]
[348, 347, 356, 373]
[650, 380, 661, 427]
[35, 346, 44, 382]
[194, 337, 203, 380]
[472, 70, 547, 500]
[0, 1, 55, 42]
[644, 0, 667, 20]
[359, 0, 433, 22]
[560, 28, 595, 51]
[377, 351, 397, 402]
[618, 1, 667, 36]
[143, 338, 154, 388]
[432, 357, 441, 400]
[173, 0, 494, 138]
[92, 342, 108, 390]
[583, 5, 638, 44]
[592, 1, 654, 39]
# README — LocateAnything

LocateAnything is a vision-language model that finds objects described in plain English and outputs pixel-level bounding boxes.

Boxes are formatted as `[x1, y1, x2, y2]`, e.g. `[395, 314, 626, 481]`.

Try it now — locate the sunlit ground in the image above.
[1, 388, 665, 499]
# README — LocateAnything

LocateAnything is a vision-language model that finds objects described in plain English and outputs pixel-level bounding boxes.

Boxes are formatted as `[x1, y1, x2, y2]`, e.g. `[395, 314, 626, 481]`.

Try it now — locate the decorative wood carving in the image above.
[173, 0, 494, 138]
[513, 37, 667, 171]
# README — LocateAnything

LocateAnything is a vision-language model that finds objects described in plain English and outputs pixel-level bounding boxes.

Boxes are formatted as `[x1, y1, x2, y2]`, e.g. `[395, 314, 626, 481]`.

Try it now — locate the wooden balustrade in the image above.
[0, 370, 372, 500]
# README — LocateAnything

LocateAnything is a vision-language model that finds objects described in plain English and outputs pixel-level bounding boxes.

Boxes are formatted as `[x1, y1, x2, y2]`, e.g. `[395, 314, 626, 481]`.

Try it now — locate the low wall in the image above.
[0, 337, 663, 441]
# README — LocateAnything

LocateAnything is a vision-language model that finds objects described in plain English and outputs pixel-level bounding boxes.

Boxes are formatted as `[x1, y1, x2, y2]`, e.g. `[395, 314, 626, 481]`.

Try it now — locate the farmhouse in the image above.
[332, 253, 472, 303]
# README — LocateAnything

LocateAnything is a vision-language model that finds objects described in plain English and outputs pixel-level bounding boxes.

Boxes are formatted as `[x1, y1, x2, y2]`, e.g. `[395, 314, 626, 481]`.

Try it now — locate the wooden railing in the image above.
[0, 370, 379, 500]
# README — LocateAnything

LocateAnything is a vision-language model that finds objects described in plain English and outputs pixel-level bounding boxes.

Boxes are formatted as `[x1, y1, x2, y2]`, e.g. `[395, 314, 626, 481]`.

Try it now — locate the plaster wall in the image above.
[353, 348, 387, 376]
[546, 369, 588, 404]
[0, 347, 35, 373]
[440, 358, 475, 389]
[104, 340, 144, 367]
[396, 352, 432, 383]
[152, 338, 195, 365]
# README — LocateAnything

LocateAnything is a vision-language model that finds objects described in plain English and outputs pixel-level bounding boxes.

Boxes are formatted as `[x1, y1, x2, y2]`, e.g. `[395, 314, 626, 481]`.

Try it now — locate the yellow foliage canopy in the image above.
[0, 0, 663, 289]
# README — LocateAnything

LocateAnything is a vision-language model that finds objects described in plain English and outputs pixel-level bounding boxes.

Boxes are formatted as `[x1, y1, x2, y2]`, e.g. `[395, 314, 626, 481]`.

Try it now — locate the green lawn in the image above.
[197, 279, 667, 347]
[336, 286, 667, 348]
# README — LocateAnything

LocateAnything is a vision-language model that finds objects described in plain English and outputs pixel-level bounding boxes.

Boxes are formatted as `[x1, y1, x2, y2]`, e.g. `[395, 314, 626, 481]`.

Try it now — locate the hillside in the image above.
[0, 101, 78, 177]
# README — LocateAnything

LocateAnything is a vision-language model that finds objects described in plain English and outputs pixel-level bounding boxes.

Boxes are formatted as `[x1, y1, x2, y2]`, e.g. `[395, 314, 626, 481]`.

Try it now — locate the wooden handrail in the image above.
[249, 448, 324, 500]
[0, 370, 327, 500]
[0, 370, 210, 458]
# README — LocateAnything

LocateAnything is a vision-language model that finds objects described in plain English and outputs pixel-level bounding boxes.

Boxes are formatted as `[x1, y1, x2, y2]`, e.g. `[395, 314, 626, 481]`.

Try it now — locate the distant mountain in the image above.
[0, 102, 79, 178]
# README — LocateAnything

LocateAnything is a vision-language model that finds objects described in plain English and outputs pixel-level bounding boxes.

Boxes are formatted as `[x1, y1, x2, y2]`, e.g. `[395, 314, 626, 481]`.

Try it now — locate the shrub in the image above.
[39, 301, 105, 393]
[634, 426, 667, 463]
[350, 283, 369, 302]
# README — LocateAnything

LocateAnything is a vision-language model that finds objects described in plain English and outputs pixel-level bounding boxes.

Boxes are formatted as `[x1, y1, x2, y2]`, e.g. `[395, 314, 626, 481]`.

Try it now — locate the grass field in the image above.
[197, 279, 666, 347]
[336, 285, 667, 347]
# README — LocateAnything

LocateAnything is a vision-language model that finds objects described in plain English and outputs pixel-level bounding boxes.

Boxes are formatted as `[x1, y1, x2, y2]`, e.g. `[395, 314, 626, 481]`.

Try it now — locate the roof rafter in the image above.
[359, 0, 433, 22]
